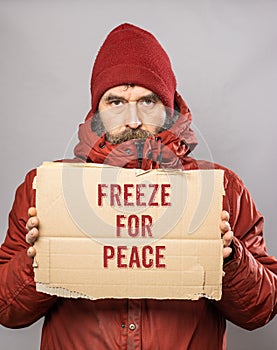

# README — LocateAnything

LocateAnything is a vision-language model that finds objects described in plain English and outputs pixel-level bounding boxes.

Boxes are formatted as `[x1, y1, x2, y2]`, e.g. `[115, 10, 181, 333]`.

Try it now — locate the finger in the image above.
[221, 210, 230, 222]
[28, 207, 37, 217]
[220, 220, 231, 234]
[26, 227, 39, 245]
[27, 246, 36, 259]
[26, 216, 39, 230]
[222, 230, 233, 248]
[223, 246, 232, 259]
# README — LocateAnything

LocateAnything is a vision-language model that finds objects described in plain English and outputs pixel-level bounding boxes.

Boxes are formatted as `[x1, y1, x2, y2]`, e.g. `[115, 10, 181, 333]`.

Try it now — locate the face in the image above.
[98, 85, 167, 143]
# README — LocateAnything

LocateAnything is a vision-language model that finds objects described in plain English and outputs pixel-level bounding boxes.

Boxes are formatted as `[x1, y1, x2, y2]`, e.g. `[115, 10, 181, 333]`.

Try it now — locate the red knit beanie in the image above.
[90, 23, 177, 114]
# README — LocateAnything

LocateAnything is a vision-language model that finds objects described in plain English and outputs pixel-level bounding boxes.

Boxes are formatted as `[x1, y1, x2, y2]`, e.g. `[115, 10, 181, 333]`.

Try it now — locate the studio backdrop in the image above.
[0, 1, 276, 349]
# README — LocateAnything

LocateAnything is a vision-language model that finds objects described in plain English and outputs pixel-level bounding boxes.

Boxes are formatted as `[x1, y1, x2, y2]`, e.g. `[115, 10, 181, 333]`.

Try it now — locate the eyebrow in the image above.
[139, 93, 160, 102]
[104, 93, 160, 103]
[104, 94, 127, 102]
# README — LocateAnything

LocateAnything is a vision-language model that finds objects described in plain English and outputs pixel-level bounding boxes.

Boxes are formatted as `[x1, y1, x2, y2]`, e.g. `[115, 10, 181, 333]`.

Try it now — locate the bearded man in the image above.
[0, 23, 276, 350]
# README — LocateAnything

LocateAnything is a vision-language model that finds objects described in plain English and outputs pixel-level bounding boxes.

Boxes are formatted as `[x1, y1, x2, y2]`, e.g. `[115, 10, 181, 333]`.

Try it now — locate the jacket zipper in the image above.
[134, 140, 144, 169]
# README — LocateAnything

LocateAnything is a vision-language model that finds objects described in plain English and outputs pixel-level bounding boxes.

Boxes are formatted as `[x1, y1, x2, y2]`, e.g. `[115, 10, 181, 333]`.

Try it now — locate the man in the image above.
[0, 23, 276, 350]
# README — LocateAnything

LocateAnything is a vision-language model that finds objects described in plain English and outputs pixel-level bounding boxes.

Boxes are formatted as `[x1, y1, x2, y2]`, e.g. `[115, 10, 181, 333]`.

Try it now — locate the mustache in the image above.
[105, 128, 154, 144]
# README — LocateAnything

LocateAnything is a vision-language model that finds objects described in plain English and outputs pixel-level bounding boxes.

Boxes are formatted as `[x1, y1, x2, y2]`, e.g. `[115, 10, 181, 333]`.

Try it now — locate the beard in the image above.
[91, 110, 178, 145]
[105, 128, 154, 144]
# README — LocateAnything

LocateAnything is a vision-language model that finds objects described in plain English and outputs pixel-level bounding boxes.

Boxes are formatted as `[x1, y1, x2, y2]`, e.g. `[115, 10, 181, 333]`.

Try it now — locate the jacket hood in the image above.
[74, 92, 197, 169]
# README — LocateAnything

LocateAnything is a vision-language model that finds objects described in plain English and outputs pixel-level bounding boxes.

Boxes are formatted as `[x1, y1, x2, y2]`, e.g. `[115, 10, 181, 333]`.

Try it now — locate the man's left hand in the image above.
[220, 210, 233, 259]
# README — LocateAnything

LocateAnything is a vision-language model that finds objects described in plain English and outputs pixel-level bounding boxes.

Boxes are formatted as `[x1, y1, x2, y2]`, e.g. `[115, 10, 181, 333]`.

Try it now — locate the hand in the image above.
[25, 207, 39, 259]
[220, 210, 233, 259]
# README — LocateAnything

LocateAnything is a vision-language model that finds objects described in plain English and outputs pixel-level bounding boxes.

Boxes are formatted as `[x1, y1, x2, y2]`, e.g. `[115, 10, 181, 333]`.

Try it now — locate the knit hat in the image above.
[90, 23, 177, 114]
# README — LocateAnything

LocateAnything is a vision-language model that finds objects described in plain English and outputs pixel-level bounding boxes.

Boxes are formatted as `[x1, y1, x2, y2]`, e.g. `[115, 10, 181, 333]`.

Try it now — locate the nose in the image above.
[125, 102, 142, 129]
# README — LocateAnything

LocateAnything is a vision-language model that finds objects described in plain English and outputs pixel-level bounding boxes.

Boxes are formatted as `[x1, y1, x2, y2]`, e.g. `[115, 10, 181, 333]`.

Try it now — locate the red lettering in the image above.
[116, 215, 126, 237]
[103, 246, 115, 268]
[98, 183, 171, 207]
[98, 184, 108, 206]
[141, 215, 153, 237]
[142, 245, 154, 268]
[104, 245, 166, 269]
[156, 246, 166, 268]
[129, 246, 141, 268]
[148, 184, 159, 206]
[117, 246, 127, 268]
[128, 215, 139, 237]
[124, 184, 134, 206]
[136, 184, 146, 206]
[110, 184, 122, 206]
[116, 214, 153, 238]
[161, 184, 171, 206]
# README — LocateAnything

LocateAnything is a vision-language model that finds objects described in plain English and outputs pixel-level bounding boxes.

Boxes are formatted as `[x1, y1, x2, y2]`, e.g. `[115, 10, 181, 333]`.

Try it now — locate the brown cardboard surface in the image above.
[34, 162, 225, 300]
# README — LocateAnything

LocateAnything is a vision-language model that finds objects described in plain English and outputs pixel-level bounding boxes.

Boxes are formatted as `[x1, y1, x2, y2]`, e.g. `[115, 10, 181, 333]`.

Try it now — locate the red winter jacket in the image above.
[0, 93, 276, 350]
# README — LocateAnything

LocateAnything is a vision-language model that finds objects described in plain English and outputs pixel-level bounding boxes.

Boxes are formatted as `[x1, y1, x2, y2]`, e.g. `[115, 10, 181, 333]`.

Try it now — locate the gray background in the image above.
[0, 0, 276, 349]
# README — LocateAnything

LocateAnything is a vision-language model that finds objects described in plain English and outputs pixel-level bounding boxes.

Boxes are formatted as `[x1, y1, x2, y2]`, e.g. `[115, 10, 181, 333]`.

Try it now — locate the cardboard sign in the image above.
[33, 162, 225, 300]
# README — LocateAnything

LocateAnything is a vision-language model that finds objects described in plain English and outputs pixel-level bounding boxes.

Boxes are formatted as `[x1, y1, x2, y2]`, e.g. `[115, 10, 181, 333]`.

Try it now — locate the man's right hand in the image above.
[25, 207, 39, 258]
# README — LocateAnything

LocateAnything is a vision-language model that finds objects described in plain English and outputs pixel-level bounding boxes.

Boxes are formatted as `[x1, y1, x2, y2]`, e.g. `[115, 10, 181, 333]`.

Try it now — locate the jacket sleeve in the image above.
[215, 170, 277, 330]
[0, 169, 57, 328]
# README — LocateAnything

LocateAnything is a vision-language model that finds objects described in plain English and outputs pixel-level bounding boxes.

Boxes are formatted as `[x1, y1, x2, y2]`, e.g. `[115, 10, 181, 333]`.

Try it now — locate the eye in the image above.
[110, 100, 124, 108]
[141, 98, 155, 107]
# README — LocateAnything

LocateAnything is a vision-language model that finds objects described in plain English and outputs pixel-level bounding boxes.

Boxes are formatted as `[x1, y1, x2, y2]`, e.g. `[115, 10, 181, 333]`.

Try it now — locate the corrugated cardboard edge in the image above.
[35, 285, 211, 301]
[36, 284, 92, 299]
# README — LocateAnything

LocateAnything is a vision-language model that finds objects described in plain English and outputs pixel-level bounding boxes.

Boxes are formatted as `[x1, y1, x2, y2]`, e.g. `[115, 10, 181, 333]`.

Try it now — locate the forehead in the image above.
[101, 85, 155, 100]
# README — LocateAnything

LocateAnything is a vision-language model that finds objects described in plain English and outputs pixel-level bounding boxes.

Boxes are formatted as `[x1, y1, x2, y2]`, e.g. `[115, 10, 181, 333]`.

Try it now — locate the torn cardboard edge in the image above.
[34, 162, 225, 301]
